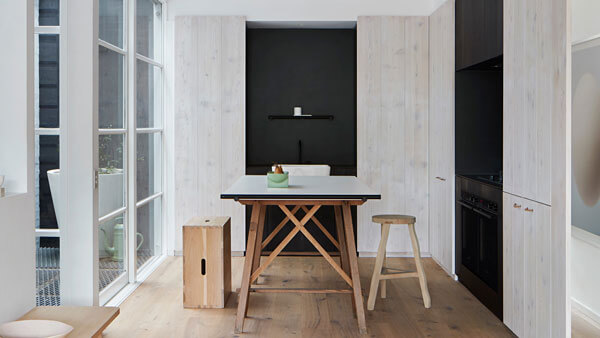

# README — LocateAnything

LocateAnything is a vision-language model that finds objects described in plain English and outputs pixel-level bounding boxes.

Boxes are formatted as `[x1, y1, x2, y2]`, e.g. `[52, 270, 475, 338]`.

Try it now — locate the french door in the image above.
[97, 0, 165, 303]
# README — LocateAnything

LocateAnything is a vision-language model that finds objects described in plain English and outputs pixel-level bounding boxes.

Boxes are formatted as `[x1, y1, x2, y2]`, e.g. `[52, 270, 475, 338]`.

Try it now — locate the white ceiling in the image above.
[430, 0, 450, 13]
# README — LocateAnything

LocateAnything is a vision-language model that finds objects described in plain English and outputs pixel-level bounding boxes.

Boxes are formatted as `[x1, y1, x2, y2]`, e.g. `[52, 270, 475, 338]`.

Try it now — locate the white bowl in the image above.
[0, 320, 73, 338]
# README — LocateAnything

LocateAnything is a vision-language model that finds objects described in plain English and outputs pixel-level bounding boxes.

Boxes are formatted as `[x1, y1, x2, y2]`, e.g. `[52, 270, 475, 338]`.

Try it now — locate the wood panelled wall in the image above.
[357, 16, 430, 254]
[174, 16, 246, 252]
[429, 0, 455, 274]
[503, 0, 570, 336]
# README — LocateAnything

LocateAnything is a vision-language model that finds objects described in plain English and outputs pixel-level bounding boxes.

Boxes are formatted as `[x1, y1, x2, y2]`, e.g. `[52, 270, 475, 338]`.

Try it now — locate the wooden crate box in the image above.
[183, 216, 231, 308]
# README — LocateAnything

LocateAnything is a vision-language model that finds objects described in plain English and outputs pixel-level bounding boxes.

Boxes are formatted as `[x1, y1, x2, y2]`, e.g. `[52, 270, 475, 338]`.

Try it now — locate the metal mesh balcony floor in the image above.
[36, 247, 153, 306]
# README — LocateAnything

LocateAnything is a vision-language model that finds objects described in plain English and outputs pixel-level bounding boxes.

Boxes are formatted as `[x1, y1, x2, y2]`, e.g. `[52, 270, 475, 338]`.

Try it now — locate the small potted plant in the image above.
[267, 164, 289, 188]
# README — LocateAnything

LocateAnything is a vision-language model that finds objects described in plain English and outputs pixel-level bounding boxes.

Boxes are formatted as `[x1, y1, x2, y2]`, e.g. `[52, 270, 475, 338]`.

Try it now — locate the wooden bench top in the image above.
[19, 306, 119, 338]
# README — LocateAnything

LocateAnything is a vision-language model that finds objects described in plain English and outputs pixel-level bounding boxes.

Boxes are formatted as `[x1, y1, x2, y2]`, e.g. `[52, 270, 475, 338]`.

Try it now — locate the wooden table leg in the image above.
[335, 205, 356, 317]
[235, 202, 262, 333]
[380, 225, 387, 299]
[252, 205, 267, 279]
[342, 202, 367, 334]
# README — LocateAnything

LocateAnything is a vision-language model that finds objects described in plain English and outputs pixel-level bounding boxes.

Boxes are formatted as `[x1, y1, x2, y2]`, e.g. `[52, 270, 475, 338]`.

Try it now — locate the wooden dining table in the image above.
[221, 175, 380, 334]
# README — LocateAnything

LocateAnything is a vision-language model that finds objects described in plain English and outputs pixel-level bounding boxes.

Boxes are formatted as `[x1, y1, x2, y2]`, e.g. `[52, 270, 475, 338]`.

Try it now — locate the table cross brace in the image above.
[249, 205, 321, 283]
[250, 204, 352, 287]
[260, 206, 340, 251]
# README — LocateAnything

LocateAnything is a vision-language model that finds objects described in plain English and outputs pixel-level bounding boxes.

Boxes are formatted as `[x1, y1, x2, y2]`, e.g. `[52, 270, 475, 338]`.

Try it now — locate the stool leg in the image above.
[408, 223, 431, 308]
[380, 226, 387, 299]
[367, 223, 390, 311]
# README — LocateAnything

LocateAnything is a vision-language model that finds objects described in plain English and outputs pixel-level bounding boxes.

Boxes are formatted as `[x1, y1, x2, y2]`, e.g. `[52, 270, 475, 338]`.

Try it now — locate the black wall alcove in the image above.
[455, 69, 503, 175]
[246, 28, 357, 171]
[246, 28, 357, 253]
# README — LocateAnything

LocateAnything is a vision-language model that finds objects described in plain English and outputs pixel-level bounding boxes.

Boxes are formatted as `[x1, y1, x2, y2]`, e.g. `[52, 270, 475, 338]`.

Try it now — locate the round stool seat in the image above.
[372, 214, 416, 224]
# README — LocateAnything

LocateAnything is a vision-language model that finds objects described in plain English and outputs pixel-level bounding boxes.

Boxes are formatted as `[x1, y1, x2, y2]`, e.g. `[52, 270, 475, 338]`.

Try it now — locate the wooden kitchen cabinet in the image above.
[502, 84, 552, 205]
[357, 16, 430, 254]
[502, 0, 552, 205]
[429, 176, 453, 273]
[503, 193, 552, 337]
[429, 0, 455, 274]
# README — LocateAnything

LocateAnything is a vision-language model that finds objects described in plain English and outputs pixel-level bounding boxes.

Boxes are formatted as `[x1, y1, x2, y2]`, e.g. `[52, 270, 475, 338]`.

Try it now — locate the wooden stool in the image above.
[183, 217, 231, 309]
[367, 214, 431, 311]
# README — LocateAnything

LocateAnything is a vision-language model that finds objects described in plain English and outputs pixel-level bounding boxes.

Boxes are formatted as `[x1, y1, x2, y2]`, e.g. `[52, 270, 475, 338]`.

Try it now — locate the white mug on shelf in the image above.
[294, 106, 302, 116]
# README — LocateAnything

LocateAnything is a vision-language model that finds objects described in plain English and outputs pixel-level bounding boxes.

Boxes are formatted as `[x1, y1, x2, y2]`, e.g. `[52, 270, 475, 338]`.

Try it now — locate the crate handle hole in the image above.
[201, 258, 206, 275]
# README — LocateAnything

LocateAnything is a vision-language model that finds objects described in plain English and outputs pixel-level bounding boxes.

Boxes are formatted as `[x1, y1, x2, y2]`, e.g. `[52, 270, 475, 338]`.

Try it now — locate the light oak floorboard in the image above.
[104, 256, 513, 337]
[572, 311, 600, 338]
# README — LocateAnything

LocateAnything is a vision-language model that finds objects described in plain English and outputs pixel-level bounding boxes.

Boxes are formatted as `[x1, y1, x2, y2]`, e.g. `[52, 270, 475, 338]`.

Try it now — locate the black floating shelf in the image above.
[268, 115, 334, 120]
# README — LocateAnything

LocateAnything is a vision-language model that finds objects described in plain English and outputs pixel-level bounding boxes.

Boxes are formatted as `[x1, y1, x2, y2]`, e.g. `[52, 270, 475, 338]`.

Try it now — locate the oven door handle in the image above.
[472, 207, 493, 220]
[457, 200, 474, 210]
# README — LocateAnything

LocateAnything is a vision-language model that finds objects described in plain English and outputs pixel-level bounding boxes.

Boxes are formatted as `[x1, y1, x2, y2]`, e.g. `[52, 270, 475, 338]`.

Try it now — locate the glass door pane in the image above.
[136, 61, 162, 128]
[136, 0, 162, 61]
[99, 0, 124, 49]
[98, 0, 127, 299]
[36, 0, 60, 26]
[99, 214, 128, 293]
[98, 134, 125, 216]
[136, 132, 161, 200]
[99, 46, 125, 129]
[134, 0, 163, 273]
[136, 198, 161, 269]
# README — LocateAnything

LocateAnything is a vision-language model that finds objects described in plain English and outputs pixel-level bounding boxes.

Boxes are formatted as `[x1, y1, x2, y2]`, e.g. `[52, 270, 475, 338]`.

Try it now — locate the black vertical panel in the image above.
[455, 0, 503, 70]
[245, 28, 357, 253]
[246, 29, 356, 169]
[455, 69, 503, 175]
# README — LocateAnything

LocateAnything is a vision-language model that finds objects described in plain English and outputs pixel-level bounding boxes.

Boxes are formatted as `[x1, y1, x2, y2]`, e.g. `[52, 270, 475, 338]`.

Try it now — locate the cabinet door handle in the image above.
[513, 203, 521, 208]
[435, 176, 446, 181]
[525, 207, 534, 212]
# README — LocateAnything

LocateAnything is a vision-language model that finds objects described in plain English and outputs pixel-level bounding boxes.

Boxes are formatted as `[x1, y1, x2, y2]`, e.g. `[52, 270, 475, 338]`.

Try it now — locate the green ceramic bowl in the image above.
[267, 172, 289, 188]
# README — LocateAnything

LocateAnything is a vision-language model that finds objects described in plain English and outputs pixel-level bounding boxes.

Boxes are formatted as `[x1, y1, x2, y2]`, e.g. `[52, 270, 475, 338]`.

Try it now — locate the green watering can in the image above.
[100, 223, 144, 262]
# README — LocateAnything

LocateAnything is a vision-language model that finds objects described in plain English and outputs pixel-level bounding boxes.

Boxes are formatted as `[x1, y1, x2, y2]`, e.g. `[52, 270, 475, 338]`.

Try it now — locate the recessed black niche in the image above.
[245, 27, 357, 253]
[246, 28, 357, 174]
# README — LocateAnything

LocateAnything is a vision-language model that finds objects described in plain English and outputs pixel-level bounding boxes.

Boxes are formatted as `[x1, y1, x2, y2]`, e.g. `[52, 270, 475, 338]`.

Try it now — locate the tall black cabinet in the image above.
[456, 0, 503, 70]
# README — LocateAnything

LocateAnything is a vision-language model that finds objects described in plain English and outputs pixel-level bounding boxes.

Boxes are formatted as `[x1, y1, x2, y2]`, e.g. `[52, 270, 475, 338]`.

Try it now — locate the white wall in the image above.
[167, 0, 439, 21]
[0, 0, 35, 323]
[0, 0, 33, 194]
[430, 0, 449, 13]
[572, 0, 600, 43]
[0, 194, 35, 322]
[572, 227, 600, 324]
[571, 0, 600, 325]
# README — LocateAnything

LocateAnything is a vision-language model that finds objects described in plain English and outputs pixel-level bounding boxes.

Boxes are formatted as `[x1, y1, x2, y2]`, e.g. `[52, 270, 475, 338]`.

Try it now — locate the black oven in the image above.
[456, 175, 503, 319]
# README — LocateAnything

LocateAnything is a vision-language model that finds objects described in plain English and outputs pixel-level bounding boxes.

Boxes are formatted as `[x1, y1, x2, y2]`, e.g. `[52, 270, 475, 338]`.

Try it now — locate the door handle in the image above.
[513, 203, 521, 209]
[524, 207, 534, 212]
[435, 176, 446, 181]
[457, 201, 473, 210]
[472, 207, 493, 219]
